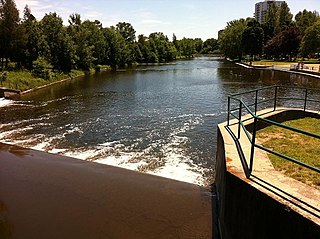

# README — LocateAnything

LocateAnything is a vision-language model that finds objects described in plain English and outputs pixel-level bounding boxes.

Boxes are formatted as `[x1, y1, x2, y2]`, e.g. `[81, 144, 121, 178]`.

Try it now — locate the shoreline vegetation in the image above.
[0, 54, 219, 97]
[0, 0, 219, 97]
[218, 3, 320, 69]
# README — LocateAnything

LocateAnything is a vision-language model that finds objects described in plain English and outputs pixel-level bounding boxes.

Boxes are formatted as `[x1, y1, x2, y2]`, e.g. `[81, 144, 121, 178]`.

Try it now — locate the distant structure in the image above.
[255, 0, 285, 23]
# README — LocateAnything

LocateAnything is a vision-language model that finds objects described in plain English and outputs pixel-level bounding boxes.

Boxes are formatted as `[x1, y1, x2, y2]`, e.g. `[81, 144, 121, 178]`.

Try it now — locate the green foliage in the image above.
[178, 38, 196, 58]
[0, 71, 8, 83]
[278, 2, 293, 32]
[295, 10, 319, 35]
[301, 19, 320, 57]
[32, 57, 53, 80]
[242, 19, 264, 57]
[265, 26, 301, 60]
[0, 0, 219, 74]
[218, 3, 320, 60]
[201, 38, 219, 54]
[0, 0, 21, 68]
[219, 19, 247, 59]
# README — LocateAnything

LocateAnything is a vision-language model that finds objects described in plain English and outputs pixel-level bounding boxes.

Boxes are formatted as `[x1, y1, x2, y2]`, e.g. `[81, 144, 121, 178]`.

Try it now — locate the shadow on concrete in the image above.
[250, 175, 320, 220]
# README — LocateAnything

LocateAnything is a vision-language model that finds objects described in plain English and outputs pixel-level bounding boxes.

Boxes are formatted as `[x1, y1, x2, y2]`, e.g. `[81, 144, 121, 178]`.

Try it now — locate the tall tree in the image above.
[300, 19, 320, 57]
[194, 38, 203, 54]
[0, 0, 21, 68]
[103, 27, 128, 68]
[81, 20, 106, 66]
[68, 13, 81, 27]
[295, 10, 319, 35]
[202, 38, 218, 54]
[219, 19, 247, 59]
[41, 12, 76, 71]
[241, 18, 264, 58]
[116, 22, 136, 64]
[23, 5, 48, 68]
[278, 2, 293, 31]
[178, 38, 196, 58]
[265, 26, 301, 60]
[262, 2, 279, 41]
[116, 22, 136, 43]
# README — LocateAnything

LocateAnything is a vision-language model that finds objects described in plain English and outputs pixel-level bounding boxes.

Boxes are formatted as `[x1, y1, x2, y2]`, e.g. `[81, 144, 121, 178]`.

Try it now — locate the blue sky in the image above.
[15, 0, 319, 40]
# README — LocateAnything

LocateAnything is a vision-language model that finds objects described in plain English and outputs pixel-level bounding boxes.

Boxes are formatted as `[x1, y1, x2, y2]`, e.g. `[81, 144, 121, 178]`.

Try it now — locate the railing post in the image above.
[274, 86, 278, 111]
[238, 101, 242, 139]
[227, 96, 230, 126]
[304, 88, 308, 111]
[249, 117, 258, 176]
[254, 90, 258, 114]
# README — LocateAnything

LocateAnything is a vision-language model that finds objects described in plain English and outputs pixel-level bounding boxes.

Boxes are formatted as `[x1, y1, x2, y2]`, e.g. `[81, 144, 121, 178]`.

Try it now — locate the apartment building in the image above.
[255, 0, 285, 23]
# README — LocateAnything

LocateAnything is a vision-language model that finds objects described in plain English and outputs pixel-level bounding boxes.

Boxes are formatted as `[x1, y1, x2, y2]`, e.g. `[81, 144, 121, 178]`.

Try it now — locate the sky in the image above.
[15, 0, 319, 40]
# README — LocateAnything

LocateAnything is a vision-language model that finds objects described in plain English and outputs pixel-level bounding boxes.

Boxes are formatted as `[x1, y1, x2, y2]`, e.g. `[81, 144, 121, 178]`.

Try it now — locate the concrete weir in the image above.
[215, 108, 320, 239]
[0, 143, 214, 238]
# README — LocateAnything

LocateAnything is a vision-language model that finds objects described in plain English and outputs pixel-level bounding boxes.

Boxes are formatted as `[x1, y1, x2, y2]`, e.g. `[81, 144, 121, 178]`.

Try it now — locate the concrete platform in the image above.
[215, 108, 320, 239]
[0, 143, 213, 239]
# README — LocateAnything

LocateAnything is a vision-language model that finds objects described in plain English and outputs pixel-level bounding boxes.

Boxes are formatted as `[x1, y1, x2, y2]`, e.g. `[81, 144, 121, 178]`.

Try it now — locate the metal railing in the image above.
[226, 85, 320, 178]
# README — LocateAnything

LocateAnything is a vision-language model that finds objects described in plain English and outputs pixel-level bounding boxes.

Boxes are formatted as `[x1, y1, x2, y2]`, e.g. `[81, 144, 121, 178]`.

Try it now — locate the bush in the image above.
[0, 71, 8, 83]
[32, 57, 54, 80]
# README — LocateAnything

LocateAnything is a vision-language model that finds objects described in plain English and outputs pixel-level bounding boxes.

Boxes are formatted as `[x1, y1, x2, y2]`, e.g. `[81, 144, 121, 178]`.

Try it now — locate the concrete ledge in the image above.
[0, 143, 213, 239]
[215, 108, 320, 239]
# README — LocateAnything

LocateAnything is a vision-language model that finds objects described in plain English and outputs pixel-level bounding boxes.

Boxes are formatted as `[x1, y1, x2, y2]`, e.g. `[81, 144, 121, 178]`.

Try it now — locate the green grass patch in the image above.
[256, 117, 320, 189]
[0, 70, 84, 91]
[252, 60, 293, 67]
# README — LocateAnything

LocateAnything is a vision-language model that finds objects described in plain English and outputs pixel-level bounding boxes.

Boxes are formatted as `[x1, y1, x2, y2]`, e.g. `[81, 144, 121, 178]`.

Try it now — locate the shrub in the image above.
[0, 71, 8, 84]
[32, 57, 54, 80]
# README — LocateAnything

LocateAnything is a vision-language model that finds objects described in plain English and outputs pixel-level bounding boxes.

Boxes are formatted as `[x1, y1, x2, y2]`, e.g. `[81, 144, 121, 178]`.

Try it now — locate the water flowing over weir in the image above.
[1, 57, 320, 186]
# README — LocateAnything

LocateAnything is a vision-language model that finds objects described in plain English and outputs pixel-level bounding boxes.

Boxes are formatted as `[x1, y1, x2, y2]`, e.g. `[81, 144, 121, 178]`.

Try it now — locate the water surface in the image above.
[1, 57, 319, 185]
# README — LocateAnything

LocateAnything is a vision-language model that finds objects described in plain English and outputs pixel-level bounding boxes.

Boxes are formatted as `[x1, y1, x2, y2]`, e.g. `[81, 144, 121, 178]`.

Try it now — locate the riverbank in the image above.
[233, 61, 320, 80]
[0, 70, 93, 99]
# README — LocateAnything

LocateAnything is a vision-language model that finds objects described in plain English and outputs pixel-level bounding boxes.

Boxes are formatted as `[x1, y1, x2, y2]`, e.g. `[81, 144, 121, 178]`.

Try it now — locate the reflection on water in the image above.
[1, 57, 320, 186]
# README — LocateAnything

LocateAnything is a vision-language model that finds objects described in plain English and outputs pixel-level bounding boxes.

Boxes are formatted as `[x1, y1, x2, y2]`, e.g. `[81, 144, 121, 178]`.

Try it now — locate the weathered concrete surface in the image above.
[0, 143, 213, 239]
[0, 88, 20, 99]
[215, 108, 320, 239]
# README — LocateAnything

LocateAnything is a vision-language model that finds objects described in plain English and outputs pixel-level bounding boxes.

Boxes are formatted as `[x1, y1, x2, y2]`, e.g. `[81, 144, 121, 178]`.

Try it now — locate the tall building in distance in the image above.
[255, 0, 285, 23]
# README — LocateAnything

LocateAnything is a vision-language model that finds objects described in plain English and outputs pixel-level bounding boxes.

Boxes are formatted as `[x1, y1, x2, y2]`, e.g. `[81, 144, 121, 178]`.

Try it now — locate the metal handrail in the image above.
[226, 85, 320, 178]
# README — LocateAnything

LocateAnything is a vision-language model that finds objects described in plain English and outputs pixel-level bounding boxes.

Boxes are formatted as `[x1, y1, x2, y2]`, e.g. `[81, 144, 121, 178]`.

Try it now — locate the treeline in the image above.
[219, 2, 320, 60]
[0, 0, 218, 76]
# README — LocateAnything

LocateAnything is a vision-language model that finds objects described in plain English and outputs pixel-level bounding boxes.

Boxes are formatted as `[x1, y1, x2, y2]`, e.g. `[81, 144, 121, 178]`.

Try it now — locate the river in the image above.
[1, 57, 320, 186]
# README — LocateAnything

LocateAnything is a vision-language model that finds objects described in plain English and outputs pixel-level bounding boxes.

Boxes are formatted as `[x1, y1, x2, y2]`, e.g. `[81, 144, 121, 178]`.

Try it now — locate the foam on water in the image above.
[0, 107, 212, 186]
[0, 98, 13, 107]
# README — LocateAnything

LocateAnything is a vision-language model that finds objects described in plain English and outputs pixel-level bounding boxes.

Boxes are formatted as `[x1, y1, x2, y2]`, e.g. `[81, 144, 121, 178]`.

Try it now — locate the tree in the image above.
[116, 22, 136, 65]
[300, 19, 320, 57]
[81, 20, 106, 65]
[295, 10, 319, 35]
[23, 5, 48, 69]
[41, 12, 76, 71]
[194, 38, 203, 54]
[178, 38, 196, 58]
[219, 19, 247, 59]
[0, 0, 21, 68]
[278, 2, 293, 32]
[68, 13, 81, 27]
[116, 22, 136, 43]
[265, 26, 301, 60]
[201, 38, 218, 54]
[149, 32, 177, 62]
[262, 2, 279, 41]
[103, 27, 128, 68]
[241, 18, 264, 58]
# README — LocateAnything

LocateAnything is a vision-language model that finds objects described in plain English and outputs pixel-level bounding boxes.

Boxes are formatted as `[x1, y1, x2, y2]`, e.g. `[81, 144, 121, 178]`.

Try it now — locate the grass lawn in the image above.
[256, 117, 320, 189]
[252, 61, 293, 67]
[0, 70, 84, 92]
